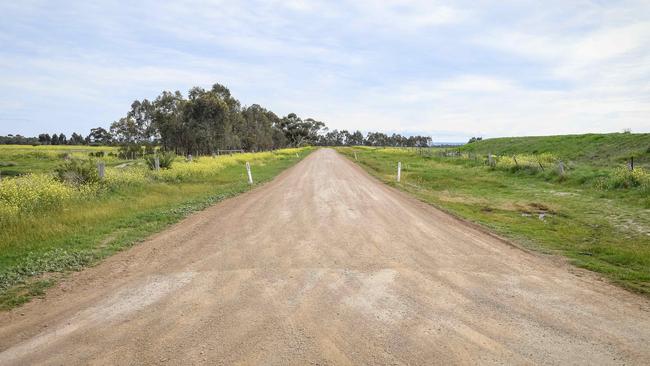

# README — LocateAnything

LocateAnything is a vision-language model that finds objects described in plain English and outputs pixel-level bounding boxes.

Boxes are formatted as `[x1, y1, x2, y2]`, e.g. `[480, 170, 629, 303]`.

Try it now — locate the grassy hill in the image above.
[460, 133, 650, 167]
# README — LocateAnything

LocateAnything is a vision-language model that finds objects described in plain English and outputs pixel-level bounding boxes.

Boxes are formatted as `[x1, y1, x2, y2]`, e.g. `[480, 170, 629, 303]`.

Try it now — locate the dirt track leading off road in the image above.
[1, 148, 649, 365]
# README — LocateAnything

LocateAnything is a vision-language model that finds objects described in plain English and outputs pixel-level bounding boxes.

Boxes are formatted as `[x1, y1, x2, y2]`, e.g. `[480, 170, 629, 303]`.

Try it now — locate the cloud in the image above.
[0, 1, 649, 140]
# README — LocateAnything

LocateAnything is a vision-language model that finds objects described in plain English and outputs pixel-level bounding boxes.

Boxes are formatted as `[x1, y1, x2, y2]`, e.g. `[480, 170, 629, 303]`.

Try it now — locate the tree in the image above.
[348, 131, 364, 146]
[92, 82, 433, 153]
[151, 90, 185, 153]
[239, 104, 278, 151]
[51, 133, 59, 145]
[69, 132, 85, 145]
[278, 113, 325, 146]
[87, 127, 113, 145]
[365, 132, 388, 146]
[182, 85, 233, 154]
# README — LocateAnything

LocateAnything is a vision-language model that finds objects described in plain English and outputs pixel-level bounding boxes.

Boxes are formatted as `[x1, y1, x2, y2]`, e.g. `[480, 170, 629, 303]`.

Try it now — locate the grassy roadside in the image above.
[0, 147, 312, 309]
[337, 146, 650, 295]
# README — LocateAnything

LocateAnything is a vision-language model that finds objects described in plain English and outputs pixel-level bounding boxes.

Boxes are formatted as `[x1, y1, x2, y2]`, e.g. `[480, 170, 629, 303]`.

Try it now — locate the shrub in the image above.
[610, 167, 650, 189]
[54, 159, 100, 186]
[145, 152, 175, 170]
[118, 145, 144, 160]
[596, 167, 650, 190]
[0, 174, 74, 216]
[490, 153, 558, 174]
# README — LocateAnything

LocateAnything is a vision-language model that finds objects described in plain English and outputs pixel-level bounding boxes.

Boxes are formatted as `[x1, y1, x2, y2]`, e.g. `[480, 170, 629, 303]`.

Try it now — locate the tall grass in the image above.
[0, 148, 307, 221]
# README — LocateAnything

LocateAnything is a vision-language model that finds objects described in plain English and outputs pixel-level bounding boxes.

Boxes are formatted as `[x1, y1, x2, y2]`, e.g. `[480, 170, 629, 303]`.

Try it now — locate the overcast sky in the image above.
[1, 0, 648, 141]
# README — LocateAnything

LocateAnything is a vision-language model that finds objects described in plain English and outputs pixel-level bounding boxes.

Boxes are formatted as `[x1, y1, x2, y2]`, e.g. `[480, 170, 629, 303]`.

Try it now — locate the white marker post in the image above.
[154, 156, 160, 171]
[397, 161, 401, 182]
[246, 162, 253, 184]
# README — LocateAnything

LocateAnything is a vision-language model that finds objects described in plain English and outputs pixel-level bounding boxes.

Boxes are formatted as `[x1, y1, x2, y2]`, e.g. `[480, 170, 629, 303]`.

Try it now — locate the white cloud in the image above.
[0, 0, 649, 139]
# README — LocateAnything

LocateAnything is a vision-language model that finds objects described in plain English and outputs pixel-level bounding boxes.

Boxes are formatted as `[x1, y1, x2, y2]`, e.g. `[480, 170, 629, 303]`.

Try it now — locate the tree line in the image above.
[2, 83, 432, 152]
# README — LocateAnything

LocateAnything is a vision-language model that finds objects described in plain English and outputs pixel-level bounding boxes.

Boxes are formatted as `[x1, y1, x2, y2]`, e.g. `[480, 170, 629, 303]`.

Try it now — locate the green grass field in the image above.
[337, 139, 650, 295]
[0, 145, 120, 176]
[460, 132, 650, 168]
[0, 146, 312, 309]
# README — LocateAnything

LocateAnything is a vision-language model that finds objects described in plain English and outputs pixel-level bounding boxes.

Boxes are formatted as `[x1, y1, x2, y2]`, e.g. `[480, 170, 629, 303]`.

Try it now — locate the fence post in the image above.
[488, 153, 495, 167]
[97, 162, 105, 180]
[246, 162, 253, 184]
[397, 162, 401, 182]
[630, 156, 634, 171]
[154, 157, 160, 171]
[558, 161, 565, 176]
[513, 156, 518, 167]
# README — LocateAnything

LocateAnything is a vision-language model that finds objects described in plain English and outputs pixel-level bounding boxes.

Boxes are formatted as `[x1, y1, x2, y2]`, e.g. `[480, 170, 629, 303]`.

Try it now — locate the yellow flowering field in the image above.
[0, 147, 306, 221]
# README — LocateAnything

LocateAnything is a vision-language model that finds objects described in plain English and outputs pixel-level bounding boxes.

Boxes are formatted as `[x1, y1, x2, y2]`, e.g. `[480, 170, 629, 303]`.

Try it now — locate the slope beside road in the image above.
[0, 148, 649, 365]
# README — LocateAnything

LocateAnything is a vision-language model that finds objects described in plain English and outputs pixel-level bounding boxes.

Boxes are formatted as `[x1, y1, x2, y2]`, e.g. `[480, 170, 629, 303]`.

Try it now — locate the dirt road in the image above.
[1, 148, 649, 365]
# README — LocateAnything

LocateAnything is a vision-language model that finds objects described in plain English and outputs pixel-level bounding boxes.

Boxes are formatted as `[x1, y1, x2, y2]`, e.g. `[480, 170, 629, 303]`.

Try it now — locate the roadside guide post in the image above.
[397, 161, 401, 183]
[246, 162, 253, 184]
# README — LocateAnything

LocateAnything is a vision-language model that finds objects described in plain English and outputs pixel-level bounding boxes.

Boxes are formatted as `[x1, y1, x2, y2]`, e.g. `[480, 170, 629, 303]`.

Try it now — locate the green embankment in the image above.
[0, 147, 312, 309]
[460, 133, 650, 168]
[337, 137, 650, 295]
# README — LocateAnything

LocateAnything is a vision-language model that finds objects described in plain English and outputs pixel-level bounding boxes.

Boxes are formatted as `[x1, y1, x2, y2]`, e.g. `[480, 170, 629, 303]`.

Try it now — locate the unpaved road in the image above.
[1, 148, 649, 365]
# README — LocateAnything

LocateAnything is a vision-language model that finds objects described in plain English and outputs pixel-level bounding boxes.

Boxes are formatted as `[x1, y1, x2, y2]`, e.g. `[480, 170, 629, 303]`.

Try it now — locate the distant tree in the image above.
[365, 132, 389, 146]
[0, 134, 39, 145]
[59, 133, 67, 145]
[87, 127, 113, 145]
[467, 137, 483, 144]
[51, 133, 59, 145]
[92, 82, 433, 153]
[151, 90, 185, 153]
[278, 113, 325, 146]
[238, 104, 278, 151]
[69, 132, 85, 145]
[348, 130, 364, 146]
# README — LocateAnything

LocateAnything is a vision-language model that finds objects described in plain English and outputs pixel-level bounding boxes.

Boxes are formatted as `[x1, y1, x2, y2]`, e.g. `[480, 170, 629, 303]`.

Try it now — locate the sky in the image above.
[0, 0, 649, 142]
